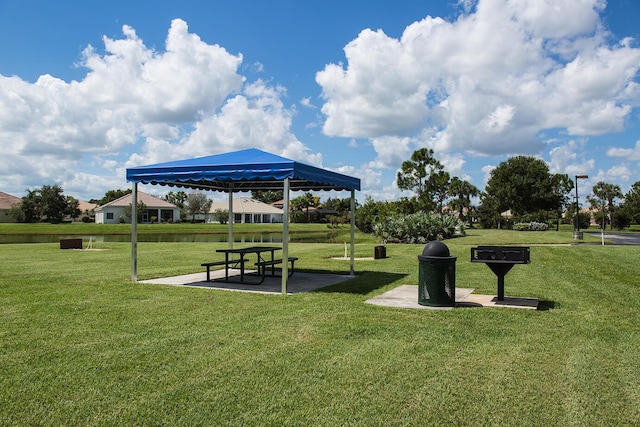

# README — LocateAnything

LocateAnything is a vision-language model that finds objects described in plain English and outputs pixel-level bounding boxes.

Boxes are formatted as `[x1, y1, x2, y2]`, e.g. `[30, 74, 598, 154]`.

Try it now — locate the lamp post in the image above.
[574, 175, 588, 239]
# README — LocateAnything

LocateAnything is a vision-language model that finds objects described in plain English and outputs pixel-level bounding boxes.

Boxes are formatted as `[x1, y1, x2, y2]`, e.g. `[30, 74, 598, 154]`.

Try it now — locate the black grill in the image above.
[470, 246, 531, 300]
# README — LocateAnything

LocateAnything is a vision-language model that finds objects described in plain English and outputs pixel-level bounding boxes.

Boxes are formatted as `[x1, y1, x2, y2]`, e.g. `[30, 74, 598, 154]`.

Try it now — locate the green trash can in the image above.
[418, 241, 456, 307]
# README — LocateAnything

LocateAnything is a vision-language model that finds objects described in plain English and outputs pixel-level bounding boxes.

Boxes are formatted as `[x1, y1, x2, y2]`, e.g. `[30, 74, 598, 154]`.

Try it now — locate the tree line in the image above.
[358, 148, 640, 234]
[9, 150, 639, 232]
[9, 185, 81, 223]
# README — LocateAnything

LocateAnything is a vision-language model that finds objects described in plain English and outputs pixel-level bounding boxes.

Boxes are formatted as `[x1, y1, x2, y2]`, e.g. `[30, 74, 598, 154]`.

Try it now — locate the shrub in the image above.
[372, 212, 465, 243]
[512, 222, 549, 231]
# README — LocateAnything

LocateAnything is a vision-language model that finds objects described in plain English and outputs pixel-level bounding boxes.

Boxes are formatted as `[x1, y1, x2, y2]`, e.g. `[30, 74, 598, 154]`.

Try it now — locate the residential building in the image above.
[0, 191, 20, 223]
[208, 197, 284, 224]
[76, 200, 98, 222]
[95, 191, 180, 224]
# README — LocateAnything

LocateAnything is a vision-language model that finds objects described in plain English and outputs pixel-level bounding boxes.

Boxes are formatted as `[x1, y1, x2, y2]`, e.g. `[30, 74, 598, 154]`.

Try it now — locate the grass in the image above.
[1, 228, 640, 425]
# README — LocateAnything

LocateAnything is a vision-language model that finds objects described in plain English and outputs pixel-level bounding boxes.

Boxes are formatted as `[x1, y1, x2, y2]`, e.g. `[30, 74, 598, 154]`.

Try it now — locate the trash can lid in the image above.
[421, 240, 452, 258]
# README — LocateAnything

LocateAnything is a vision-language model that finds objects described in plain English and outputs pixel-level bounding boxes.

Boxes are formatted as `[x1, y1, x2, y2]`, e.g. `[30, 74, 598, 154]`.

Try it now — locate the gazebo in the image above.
[126, 148, 361, 294]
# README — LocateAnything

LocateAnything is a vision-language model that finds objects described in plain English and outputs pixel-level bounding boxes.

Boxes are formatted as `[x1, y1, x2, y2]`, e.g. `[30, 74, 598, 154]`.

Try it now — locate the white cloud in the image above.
[505, 0, 605, 39]
[300, 97, 315, 108]
[592, 165, 632, 187]
[367, 136, 413, 169]
[173, 80, 319, 165]
[607, 140, 640, 160]
[439, 152, 466, 177]
[316, 0, 640, 160]
[0, 19, 247, 198]
[548, 139, 595, 175]
[0, 19, 323, 200]
[481, 164, 496, 185]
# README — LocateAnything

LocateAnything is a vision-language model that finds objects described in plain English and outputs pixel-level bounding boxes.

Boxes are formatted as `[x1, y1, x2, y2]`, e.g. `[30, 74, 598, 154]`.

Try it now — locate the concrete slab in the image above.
[138, 269, 352, 295]
[366, 285, 538, 310]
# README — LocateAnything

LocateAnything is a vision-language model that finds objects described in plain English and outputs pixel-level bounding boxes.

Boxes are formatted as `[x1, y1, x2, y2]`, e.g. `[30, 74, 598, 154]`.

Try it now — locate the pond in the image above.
[0, 231, 346, 244]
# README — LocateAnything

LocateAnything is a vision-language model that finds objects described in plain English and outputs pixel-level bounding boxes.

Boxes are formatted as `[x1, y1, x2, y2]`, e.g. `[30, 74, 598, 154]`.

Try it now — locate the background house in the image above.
[76, 200, 97, 222]
[0, 191, 20, 223]
[95, 191, 180, 224]
[208, 197, 284, 224]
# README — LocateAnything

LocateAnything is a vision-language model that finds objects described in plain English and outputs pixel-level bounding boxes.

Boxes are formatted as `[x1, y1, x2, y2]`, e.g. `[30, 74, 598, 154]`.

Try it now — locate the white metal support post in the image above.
[350, 189, 355, 276]
[131, 183, 138, 281]
[281, 178, 290, 295]
[228, 184, 234, 249]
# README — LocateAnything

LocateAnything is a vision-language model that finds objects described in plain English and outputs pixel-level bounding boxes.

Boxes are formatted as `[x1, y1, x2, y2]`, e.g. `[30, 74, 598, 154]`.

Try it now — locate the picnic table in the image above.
[202, 246, 297, 284]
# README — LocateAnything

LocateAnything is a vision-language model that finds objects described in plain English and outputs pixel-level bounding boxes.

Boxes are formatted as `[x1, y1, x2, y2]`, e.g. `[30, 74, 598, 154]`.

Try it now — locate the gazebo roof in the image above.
[126, 148, 360, 192]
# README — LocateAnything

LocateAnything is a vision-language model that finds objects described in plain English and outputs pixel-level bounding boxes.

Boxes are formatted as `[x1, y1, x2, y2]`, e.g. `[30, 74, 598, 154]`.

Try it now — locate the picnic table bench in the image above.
[255, 257, 299, 279]
[202, 246, 298, 284]
[201, 259, 242, 282]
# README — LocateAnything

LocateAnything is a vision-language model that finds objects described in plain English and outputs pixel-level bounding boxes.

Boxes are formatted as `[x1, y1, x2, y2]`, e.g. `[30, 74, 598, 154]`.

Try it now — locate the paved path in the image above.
[585, 232, 640, 245]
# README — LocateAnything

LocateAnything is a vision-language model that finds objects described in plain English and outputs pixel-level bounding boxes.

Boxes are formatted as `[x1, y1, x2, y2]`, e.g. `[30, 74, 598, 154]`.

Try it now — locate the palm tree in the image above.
[589, 181, 623, 230]
[291, 192, 320, 222]
[448, 177, 479, 224]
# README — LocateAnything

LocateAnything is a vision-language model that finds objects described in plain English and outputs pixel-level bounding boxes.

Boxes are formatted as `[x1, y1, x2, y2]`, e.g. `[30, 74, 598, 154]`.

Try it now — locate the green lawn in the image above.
[1, 229, 639, 425]
[0, 221, 369, 237]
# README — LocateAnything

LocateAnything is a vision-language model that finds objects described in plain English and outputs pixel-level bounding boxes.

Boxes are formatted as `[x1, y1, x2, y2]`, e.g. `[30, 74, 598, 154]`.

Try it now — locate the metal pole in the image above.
[131, 183, 138, 281]
[350, 189, 355, 277]
[228, 184, 234, 249]
[281, 178, 290, 295]
[575, 176, 579, 233]
[602, 201, 605, 246]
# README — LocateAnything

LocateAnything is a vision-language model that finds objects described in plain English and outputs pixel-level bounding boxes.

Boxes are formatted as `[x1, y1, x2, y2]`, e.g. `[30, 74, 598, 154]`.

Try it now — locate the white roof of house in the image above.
[209, 197, 283, 215]
[95, 191, 178, 211]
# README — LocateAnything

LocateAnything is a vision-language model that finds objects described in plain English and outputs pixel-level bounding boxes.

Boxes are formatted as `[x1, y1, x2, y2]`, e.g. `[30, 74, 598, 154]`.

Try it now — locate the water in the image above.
[0, 231, 343, 244]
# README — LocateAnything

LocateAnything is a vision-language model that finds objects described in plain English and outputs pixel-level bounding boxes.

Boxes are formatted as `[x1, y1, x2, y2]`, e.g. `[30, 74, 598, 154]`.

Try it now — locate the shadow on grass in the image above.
[537, 300, 556, 311]
[310, 270, 408, 295]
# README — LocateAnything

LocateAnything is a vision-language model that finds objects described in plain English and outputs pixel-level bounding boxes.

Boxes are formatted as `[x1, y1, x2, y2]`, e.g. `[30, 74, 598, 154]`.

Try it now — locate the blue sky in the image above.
[1, 0, 639, 204]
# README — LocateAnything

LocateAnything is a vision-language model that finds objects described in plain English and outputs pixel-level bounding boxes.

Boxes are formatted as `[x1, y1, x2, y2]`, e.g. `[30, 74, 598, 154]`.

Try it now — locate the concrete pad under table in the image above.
[139, 269, 352, 295]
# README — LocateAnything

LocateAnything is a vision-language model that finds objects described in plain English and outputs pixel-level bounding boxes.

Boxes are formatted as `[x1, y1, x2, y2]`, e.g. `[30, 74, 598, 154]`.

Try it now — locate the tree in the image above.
[290, 192, 320, 222]
[431, 170, 451, 214]
[14, 185, 72, 223]
[355, 196, 381, 233]
[164, 191, 188, 209]
[251, 191, 283, 204]
[620, 181, 640, 224]
[483, 156, 557, 218]
[323, 197, 352, 214]
[184, 192, 213, 222]
[39, 185, 68, 223]
[612, 207, 632, 230]
[65, 196, 82, 220]
[448, 177, 480, 223]
[322, 197, 353, 225]
[589, 181, 623, 230]
[123, 201, 147, 223]
[91, 189, 131, 206]
[478, 192, 503, 229]
[549, 174, 574, 230]
[212, 209, 229, 224]
[16, 189, 41, 223]
[396, 148, 445, 212]
[565, 202, 591, 229]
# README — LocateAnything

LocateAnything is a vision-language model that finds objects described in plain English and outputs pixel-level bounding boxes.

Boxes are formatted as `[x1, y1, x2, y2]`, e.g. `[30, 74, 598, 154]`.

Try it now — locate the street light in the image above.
[574, 175, 588, 239]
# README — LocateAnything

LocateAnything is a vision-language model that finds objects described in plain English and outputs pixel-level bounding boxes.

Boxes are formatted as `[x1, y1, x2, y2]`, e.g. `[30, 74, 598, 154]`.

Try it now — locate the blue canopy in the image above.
[126, 148, 360, 293]
[126, 148, 360, 192]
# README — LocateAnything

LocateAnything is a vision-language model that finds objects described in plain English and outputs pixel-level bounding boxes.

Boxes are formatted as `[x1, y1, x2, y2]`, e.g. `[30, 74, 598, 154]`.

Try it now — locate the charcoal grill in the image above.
[470, 246, 530, 301]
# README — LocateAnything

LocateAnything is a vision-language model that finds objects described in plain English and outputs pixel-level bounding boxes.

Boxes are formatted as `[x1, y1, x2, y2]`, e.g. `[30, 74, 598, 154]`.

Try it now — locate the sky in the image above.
[1, 0, 639, 204]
